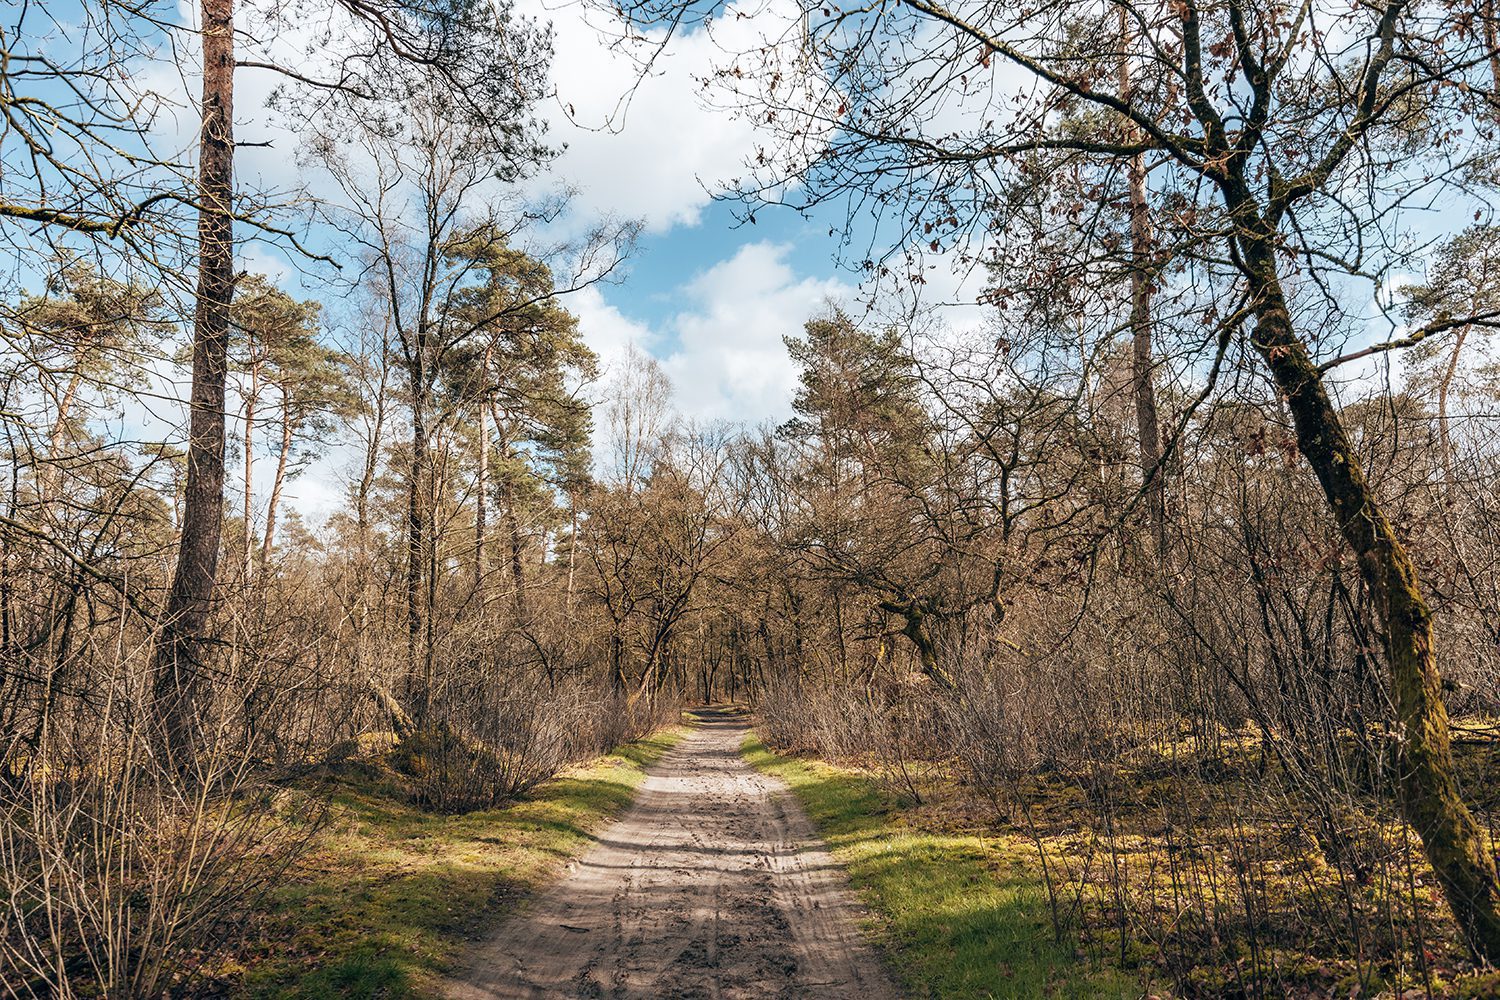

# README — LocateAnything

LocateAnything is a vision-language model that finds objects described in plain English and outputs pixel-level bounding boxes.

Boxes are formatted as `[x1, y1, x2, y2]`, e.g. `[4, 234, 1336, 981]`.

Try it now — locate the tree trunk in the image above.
[565, 499, 579, 612]
[406, 390, 429, 724]
[1436, 325, 1469, 488]
[1486, 0, 1500, 99]
[353, 358, 385, 715]
[880, 598, 954, 689]
[475, 395, 488, 590]
[506, 491, 526, 620]
[1238, 221, 1500, 961]
[41, 371, 83, 503]
[48, 372, 82, 459]
[1117, 12, 1165, 553]
[609, 626, 626, 692]
[260, 390, 292, 571]
[490, 403, 527, 619]
[151, 0, 234, 767]
[242, 365, 257, 581]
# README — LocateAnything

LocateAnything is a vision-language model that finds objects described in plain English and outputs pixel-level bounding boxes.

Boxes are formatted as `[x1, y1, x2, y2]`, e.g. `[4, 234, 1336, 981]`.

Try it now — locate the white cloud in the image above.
[140, 0, 813, 249]
[572, 243, 857, 431]
[570, 241, 850, 470]
[570, 284, 660, 375]
[240, 243, 294, 284]
[658, 241, 852, 425]
[535, 0, 812, 233]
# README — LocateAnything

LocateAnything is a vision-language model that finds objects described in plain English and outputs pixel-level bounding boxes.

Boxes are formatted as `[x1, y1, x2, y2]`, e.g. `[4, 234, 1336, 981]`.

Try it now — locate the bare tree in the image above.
[640, 0, 1500, 956]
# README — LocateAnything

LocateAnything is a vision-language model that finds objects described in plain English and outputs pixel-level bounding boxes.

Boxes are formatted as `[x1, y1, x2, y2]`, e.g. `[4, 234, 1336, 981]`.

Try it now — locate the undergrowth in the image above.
[742, 733, 1142, 999]
[234, 727, 685, 998]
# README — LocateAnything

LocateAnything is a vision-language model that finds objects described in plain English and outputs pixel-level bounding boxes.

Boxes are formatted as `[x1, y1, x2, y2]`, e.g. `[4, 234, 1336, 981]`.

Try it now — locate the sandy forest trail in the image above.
[448, 709, 901, 1000]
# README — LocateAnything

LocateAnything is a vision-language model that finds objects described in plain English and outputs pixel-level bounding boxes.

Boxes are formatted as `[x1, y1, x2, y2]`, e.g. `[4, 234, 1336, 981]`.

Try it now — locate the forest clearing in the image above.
[3, 0, 1500, 995]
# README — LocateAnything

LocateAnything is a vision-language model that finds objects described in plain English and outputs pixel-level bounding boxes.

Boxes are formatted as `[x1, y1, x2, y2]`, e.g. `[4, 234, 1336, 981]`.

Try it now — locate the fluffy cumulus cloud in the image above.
[569, 284, 660, 372]
[534, 0, 808, 233]
[575, 242, 853, 427]
[125, 0, 849, 523]
[662, 241, 852, 424]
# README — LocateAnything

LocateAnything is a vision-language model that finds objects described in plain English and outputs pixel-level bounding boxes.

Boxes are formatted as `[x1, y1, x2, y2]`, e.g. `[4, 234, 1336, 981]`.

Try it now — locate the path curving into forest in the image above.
[448, 708, 900, 1000]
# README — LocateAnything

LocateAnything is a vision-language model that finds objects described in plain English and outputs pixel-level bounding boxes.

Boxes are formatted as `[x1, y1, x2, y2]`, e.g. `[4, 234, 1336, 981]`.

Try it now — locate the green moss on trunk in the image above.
[1237, 225, 1500, 961]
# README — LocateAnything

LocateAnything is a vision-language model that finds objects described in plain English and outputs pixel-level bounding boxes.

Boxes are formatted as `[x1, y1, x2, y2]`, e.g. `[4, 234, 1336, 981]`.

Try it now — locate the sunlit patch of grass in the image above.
[747, 727, 1500, 999]
[240, 727, 686, 999]
[742, 734, 1142, 999]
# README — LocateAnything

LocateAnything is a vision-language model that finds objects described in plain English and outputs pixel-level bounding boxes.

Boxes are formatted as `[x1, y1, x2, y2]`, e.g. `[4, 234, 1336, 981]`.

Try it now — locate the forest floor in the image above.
[742, 735, 1143, 999]
[447, 706, 899, 999]
[235, 727, 687, 998]
[747, 729, 1500, 1000]
[232, 710, 1500, 999]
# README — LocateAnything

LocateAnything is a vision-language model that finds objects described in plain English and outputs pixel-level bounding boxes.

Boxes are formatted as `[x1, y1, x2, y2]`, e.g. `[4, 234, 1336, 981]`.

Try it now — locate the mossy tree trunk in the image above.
[880, 598, 954, 690]
[1233, 206, 1500, 961]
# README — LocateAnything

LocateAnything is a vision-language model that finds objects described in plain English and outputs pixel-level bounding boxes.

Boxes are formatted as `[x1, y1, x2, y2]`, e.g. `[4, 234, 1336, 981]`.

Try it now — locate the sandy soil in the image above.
[447, 709, 900, 1000]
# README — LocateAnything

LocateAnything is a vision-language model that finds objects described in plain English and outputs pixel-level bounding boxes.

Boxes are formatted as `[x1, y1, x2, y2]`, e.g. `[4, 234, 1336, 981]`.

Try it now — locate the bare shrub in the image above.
[396, 665, 680, 813]
[755, 677, 824, 753]
[756, 672, 949, 803]
[0, 652, 312, 999]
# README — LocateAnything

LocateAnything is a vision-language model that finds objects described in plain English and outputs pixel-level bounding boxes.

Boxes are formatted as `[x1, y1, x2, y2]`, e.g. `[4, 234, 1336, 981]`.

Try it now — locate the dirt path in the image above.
[448, 710, 900, 1000]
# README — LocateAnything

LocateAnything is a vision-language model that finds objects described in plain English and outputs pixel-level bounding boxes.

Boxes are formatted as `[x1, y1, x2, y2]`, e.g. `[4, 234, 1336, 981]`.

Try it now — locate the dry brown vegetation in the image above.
[5, 0, 1500, 994]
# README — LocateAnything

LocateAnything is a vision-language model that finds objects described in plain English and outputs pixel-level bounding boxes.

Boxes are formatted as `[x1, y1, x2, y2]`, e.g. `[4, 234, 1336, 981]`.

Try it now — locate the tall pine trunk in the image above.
[505, 490, 526, 620]
[565, 499, 578, 612]
[40, 372, 82, 503]
[151, 0, 234, 766]
[490, 403, 527, 619]
[1117, 11, 1165, 552]
[260, 391, 292, 571]
[1435, 326, 1469, 488]
[475, 395, 488, 591]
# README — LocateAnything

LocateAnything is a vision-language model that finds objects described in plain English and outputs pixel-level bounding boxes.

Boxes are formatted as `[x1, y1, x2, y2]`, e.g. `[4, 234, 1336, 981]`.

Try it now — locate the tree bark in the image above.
[242, 364, 257, 581]
[352, 348, 386, 712]
[880, 597, 954, 689]
[1485, 0, 1500, 100]
[490, 402, 527, 619]
[475, 394, 488, 590]
[151, 0, 234, 767]
[506, 490, 526, 620]
[609, 626, 626, 692]
[1436, 325, 1469, 488]
[402, 311, 432, 725]
[1236, 215, 1500, 961]
[41, 372, 82, 502]
[47, 373, 82, 462]
[1117, 12, 1165, 553]
[260, 390, 292, 571]
[406, 391, 429, 724]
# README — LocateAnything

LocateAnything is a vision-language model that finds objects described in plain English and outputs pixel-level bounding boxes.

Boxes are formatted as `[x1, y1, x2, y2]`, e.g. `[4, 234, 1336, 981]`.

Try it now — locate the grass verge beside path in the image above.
[742, 734, 1140, 1000]
[240, 727, 686, 999]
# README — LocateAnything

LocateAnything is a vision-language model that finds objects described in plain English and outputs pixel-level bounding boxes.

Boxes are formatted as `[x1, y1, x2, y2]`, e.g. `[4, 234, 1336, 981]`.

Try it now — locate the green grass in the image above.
[240, 729, 686, 999]
[742, 735, 1141, 1000]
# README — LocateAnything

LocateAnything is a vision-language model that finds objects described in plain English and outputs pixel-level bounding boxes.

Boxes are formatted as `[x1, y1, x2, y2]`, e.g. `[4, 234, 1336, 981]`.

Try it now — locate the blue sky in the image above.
[14, 0, 1473, 528]
[618, 202, 829, 331]
[0, 0, 882, 523]
[215, 0, 880, 439]
[218, 0, 883, 518]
